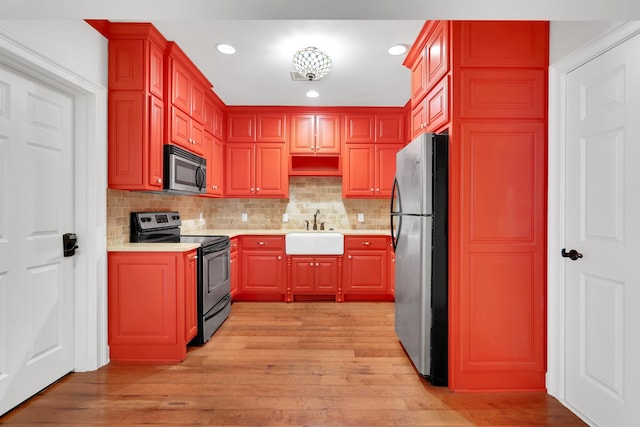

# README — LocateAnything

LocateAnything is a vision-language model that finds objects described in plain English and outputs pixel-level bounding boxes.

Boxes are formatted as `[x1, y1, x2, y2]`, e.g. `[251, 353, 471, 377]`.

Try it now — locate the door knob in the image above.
[561, 248, 583, 261]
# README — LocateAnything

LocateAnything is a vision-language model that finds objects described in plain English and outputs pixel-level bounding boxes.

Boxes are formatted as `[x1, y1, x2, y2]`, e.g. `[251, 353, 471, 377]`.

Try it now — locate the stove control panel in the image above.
[132, 211, 182, 230]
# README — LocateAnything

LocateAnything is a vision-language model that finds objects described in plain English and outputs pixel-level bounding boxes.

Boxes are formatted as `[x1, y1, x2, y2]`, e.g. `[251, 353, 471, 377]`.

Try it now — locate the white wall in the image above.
[0, 20, 107, 86]
[549, 21, 626, 64]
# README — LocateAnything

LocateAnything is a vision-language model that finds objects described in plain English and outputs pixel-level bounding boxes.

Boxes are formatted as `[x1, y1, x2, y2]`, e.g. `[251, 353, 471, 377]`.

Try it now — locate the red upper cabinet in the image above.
[342, 143, 402, 198]
[375, 113, 405, 144]
[457, 21, 548, 68]
[225, 142, 288, 198]
[343, 114, 374, 143]
[424, 21, 449, 93]
[165, 42, 213, 156]
[203, 94, 224, 138]
[227, 113, 255, 143]
[203, 132, 223, 197]
[257, 113, 287, 143]
[410, 54, 427, 108]
[290, 113, 341, 154]
[227, 112, 287, 143]
[107, 23, 167, 191]
[412, 76, 450, 138]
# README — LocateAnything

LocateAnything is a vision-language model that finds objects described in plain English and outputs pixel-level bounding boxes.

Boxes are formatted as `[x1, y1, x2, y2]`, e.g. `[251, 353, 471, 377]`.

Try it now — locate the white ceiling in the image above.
[3, 0, 640, 106]
[152, 20, 424, 107]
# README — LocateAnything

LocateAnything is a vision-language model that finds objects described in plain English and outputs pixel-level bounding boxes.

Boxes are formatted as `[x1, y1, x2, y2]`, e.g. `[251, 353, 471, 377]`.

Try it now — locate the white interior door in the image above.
[564, 33, 640, 426]
[0, 63, 75, 415]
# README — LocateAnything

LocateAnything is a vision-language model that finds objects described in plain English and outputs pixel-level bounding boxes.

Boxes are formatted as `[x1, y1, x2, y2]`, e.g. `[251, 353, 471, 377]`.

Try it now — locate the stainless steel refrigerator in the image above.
[390, 132, 448, 386]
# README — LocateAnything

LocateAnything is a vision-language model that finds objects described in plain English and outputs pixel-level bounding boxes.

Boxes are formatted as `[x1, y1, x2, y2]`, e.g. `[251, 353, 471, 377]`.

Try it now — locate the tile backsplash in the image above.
[107, 177, 389, 245]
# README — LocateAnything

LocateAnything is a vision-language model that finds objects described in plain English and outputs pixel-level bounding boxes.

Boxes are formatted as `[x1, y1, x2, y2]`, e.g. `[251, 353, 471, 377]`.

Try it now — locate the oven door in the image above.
[201, 241, 231, 312]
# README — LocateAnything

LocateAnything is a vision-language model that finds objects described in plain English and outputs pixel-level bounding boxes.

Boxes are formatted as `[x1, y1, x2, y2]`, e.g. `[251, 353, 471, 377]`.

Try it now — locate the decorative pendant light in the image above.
[292, 46, 332, 81]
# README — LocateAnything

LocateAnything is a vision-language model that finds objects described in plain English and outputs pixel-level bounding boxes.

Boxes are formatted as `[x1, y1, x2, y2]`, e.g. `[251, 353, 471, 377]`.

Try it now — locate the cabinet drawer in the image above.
[241, 235, 284, 250]
[344, 235, 388, 251]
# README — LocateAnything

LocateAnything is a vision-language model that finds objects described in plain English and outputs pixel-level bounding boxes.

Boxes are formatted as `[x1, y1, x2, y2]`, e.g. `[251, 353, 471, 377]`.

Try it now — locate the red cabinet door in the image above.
[230, 238, 239, 299]
[290, 257, 315, 292]
[410, 52, 427, 107]
[225, 143, 254, 196]
[255, 143, 288, 197]
[289, 114, 315, 154]
[315, 114, 341, 153]
[148, 40, 164, 99]
[241, 251, 284, 294]
[109, 92, 150, 189]
[257, 113, 287, 143]
[411, 98, 428, 139]
[171, 60, 191, 115]
[184, 250, 198, 343]
[203, 132, 223, 196]
[314, 257, 339, 292]
[227, 113, 256, 143]
[375, 113, 405, 144]
[190, 80, 205, 124]
[148, 95, 164, 189]
[343, 144, 375, 198]
[375, 144, 402, 197]
[344, 251, 388, 294]
[425, 76, 449, 133]
[424, 20, 449, 92]
[344, 114, 374, 143]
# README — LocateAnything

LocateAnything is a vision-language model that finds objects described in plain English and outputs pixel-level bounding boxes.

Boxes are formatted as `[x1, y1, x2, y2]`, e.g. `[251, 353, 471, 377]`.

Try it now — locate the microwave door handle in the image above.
[195, 166, 206, 191]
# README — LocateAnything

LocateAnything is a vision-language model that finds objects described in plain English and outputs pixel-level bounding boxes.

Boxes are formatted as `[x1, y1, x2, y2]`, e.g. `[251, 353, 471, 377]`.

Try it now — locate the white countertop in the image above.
[184, 229, 390, 237]
[108, 229, 390, 252]
[108, 242, 201, 252]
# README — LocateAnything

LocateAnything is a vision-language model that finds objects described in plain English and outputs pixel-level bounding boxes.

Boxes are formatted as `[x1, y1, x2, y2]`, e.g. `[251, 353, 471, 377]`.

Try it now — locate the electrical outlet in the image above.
[241, 213, 248, 222]
[357, 213, 365, 223]
[282, 213, 289, 223]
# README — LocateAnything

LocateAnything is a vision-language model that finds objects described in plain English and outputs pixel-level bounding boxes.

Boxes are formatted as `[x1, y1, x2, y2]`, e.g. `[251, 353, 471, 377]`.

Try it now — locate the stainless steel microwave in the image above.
[163, 144, 206, 195]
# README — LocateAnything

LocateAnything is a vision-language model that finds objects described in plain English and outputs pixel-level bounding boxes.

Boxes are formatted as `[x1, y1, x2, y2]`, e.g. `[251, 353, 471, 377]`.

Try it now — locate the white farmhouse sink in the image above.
[285, 232, 344, 255]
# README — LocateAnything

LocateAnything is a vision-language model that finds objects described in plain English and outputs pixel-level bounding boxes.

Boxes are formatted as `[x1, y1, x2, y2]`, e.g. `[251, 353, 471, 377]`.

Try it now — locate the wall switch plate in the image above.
[241, 213, 248, 222]
[357, 213, 365, 223]
[282, 213, 289, 223]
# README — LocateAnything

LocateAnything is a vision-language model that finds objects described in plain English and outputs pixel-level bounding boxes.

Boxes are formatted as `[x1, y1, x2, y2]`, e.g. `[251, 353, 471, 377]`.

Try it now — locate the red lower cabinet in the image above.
[235, 236, 286, 301]
[286, 256, 343, 302]
[342, 236, 393, 301]
[108, 250, 197, 362]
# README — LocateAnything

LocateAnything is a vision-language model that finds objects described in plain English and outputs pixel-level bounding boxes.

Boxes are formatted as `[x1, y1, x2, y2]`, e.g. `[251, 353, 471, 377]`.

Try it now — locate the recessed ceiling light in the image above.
[388, 44, 408, 56]
[306, 90, 320, 98]
[216, 44, 236, 55]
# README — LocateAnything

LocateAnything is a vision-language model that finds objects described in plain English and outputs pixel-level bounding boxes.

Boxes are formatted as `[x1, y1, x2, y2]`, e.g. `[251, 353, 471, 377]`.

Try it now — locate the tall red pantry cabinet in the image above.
[405, 21, 549, 391]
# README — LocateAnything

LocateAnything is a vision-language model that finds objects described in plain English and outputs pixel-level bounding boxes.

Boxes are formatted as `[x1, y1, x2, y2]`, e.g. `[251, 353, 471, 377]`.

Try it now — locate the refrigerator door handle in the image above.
[390, 177, 402, 252]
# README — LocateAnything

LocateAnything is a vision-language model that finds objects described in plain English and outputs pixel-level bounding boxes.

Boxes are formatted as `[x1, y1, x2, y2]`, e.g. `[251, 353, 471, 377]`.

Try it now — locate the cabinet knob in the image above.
[309, 262, 314, 267]
[348, 255, 352, 259]
[362, 241, 370, 246]
[277, 255, 282, 260]
[370, 188, 374, 192]
[156, 178, 162, 184]
[257, 241, 267, 245]
[250, 187, 255, 192]
[256, 187, 261, 192]
[376, 188, 380, 192]
[315, 263, 319, 267]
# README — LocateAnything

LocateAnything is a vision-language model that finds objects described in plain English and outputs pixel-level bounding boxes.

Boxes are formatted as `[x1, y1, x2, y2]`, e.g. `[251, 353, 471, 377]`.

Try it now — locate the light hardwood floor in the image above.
[1, 302, 585, 426]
